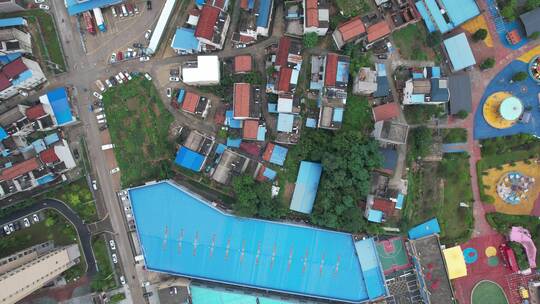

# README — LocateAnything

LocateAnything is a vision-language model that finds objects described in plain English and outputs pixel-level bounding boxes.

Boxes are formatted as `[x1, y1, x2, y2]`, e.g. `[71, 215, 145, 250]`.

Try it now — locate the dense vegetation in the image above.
[91, 236, 117, 292]
[442, 128, 467, 143]
[232, 176, 285, 219]
[486, 213, 540, 262]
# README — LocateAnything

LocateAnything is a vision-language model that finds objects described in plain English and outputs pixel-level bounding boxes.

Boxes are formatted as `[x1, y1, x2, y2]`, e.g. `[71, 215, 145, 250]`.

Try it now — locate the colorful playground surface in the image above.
[471, 280, 509, 304]
[376, 237, 411, 275]
[481, 160, 540, 215]
[484, 0, 528, 50]
[474, 48, 540, 139]
[461, 15, 493, 48]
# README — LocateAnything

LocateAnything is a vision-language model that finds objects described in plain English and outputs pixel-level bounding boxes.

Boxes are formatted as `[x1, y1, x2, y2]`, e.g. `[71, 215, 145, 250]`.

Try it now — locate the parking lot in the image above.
[1, 212, 43, 237]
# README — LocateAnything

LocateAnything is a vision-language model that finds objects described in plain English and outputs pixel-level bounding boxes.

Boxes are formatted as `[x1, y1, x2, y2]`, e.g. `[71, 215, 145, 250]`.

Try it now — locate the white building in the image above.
[0, 28, 31, 55]
[0, 56, 46, 100]
[303, 0, 329, 36]
[181, 56, 220, 86]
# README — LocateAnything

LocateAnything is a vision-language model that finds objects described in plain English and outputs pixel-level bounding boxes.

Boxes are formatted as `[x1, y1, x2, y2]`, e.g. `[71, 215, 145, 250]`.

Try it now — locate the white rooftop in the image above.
[182, 56, 221, 85]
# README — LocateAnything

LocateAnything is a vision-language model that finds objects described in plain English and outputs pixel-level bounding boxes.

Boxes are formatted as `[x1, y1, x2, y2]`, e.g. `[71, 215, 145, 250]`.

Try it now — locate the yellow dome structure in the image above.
[483, 92, 524, 129]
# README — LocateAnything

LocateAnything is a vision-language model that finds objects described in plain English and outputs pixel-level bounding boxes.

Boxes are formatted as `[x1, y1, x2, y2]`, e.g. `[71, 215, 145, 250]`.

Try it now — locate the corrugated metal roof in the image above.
[171, 28, 200, 51]
[255, 0, 272, 27]
[289, 161, 322, 214]
[408, 218, 441, 240]
[0, 17, 26, 28]
[195, 5, 220, 40]
[277, 113, 294, 132]
[233, 83, 251, 118]
[443, 33, 476, 71]
[175, 146, 205, 172]
[337, 16, 366, 42]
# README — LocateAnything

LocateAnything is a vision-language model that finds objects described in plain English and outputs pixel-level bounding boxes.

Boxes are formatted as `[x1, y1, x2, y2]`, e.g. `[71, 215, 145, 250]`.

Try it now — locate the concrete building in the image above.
[0, 28, 31, 55]
[194, 4, 230, 50]
[0, 244, 80, 304]
[0, 56, 46, 100]
[303, 0, 329, 36]
[332, 16, 366, 49]
[353, 67, 377, 95]
[402, 67, 449, 105]
[181, 56, 220, 85]
[0, 242, 54, 275]
[0, 0, 25, 13]
[373, 120, 409, 145]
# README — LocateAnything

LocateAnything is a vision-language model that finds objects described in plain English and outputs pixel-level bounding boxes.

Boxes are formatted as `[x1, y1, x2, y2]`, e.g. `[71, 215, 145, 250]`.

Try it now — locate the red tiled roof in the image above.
[275, 37, 291, 67]
[262, 142, 275, 162]
[306, 0, 319, 27]
[0, 158, 40, 181]
[372, 198, 395, 216]
[39, 148, 60, 164]
[239, 34, 256, 43]
[242, 119, 259, 139]
[0, 73, 10, 91]
[277, 67, 292, 92]
[182, 92, 200, 113]
[367, 21, 391, 43]
[373, 102, 399, 122]
[26, 104, 46, 120]
[338, 16, 366, 42]
[240, 141, 261, 156]
[2, 58, 27, 79]
[234, 83, 251, 118]
[240, 0, 248, 9]
[324, 53, 338, 87]
[234, 55, 252, 73]
[195, 5, 220, 40]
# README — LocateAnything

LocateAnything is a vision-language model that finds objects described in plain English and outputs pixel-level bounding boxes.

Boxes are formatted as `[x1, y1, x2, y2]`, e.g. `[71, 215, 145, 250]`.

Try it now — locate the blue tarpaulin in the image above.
[408, 218, 441, 240]
[44, 133, 60, 145]
[175, 146, 205, 172]
[31, 139, 46, 153]
[333, 108, 344, 122]
[267, 103, 278, 113]
[290, 161, 322, 214]
[395, 193, 405, 210]
[177, 89, 186, 104]
[215, 144, 226, 155]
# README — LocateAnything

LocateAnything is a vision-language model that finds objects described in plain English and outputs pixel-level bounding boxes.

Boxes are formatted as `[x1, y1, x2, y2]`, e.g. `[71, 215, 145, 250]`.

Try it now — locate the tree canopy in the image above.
[472, 29, 488, 41]
[232, 175, 285, 219]
[303, 32, 319, 48]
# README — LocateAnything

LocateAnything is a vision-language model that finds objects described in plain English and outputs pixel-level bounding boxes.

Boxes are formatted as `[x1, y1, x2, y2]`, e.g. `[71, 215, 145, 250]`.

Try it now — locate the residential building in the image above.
[274, 94, 301, 144]
[373, 120, 409, 145]
[180, 91, 210, 118]
[194, 4, 230, 50]
[290, 161, 322, 214]
[242, 119, 266, 141]
[211, 148, 251, 184]
[372, 102, 400, 122]
[0, 56, 46, 100]
[174, 130, 214, 172]
[415, 0, 479, 34]
[374, 63, 391, 98]
[380, 0, 420, 29]
[402, 66, 449, 105]
[448, 72, 472, 115]
[366, 20, 391, 46]
[443, 33, 476, 72]
[37, 87, 76, 127]
[365, 194, 396, 223]
[332, 16, 366, 49]
[233, 83, 261, 120]
[284, 0, 304, 36]
[238, 0, 273, 38]
[0, 244, 80, 304]
[181, 56, 220, 85]
[0, 1, 25, 13]
[0, 241, 54, 275]
[266, 37, 302, 94]
[303, 0, 329, 36]
[0, 27, 32, 55]
[171, 27, 201, 54]
[519, 7, 540, 37]
[353, 67, 377, 95]
[233, 55, 252, 73]
[262, 142, 288, 166]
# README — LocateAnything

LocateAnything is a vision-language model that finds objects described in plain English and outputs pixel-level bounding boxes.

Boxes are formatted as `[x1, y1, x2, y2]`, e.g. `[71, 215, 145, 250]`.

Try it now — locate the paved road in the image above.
[0, 199, 96, 274]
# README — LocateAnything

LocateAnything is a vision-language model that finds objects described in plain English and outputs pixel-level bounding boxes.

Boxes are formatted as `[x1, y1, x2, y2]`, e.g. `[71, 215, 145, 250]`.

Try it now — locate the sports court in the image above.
[128, 181, 386, 303]
[376, 237, 411, 275]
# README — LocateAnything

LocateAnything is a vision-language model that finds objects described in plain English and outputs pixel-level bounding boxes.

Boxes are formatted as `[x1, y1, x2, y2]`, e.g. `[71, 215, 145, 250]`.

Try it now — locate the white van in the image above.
[111, 6, 117, 17]
[96, 114, 106, 120]
[121, 4, 128, 17]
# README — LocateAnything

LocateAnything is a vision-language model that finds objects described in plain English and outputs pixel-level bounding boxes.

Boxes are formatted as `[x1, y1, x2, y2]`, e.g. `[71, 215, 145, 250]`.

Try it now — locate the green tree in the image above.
[45, 217, 55, 227]
[472, 28, 488, 41]
[303, 32, 319, 48]
[529, 31, 540, 39]
[231, 175, 285, 219]
[526, 0, 540, 11]
[480, 57, 495, 70]
[456, 110, 469, 119]
[512, 71, 529, 82]
[501, 0, 517, 20]
[426, 31, 442, 47]
[409, 126, 433, 159]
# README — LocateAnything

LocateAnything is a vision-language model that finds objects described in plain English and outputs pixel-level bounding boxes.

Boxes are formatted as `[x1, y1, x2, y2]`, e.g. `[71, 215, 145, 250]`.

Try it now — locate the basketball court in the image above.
[376, 237, 411, 275]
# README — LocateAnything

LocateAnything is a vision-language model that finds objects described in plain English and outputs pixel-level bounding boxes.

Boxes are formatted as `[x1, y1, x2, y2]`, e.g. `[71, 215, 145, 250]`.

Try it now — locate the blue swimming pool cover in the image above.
[129, 181, 387, 303]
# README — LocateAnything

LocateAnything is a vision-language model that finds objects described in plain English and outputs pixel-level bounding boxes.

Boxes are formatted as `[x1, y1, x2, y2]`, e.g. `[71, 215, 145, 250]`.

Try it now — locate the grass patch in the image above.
[110, 293, 126, 303]
[0, 10, 66, 73]
[91, 236, 117, 292]
[342, 95, 373, 132]
[47, 179, 97, 222]
[102, 76, 175, 187]
[392, 24, 434, 61]
[472, 281, 509, 304]
[442, 128, 467, 143]
[404, 104, 445, 124]
[335, 0, 373, 17]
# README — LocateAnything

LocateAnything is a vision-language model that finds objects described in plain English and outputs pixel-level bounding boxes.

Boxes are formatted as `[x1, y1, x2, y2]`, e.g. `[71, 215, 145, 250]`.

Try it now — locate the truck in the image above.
[92, 8, 106, 32]
[101, 144, 115, 150]
[82, 11, 95, 34]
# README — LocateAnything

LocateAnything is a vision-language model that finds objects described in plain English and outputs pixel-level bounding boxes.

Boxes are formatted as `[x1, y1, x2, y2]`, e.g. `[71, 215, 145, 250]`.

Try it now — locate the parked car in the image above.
[166, 88, 172, 98]
[8, 223, 14, 232]
[93, 92, 103, 100]
[144, 73, 152, 81]
[114, 74, 123, 84]
[118, 72, 127, 82]
[133, 43, 143, 48]
[39, 4, 49, 10]
[111, 6, 117, 17]
[169, 76, 180, 82]
[92, 180, 98, 191]
[146, 1, 152, 10]
[109, 76, 117, 86]
[145, 29, 152, 40]
[99, 124, 108, 131]
[97, 119, 107, 124]
[95, 80, 106, 92]
[23, 218, 30, 228]
[117, 51, 124, 61]
[121, 4, 128, 16]
[127, 4, 134, 16]
[120, 276, 126, 285]
[35, 0, 45, 3]
[140, 56, 150, 62]
[110, 53, 116, 63]
[105, 79, 113, 88]
[3, 225, 10, 235]
[112, 253, 118, 263]
[109, 239, 116, 250]
[110, 167, 120, 174]
[134, 5, 140, 14]
[32, 214, 40, 223]
[123, 71, 132, 80]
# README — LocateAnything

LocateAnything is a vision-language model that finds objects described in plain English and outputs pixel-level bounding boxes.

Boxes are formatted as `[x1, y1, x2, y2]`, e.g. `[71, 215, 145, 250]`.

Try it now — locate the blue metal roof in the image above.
[269, 144, 288, 166]
[367, 209, 384, 223]
[262, 167, 277, 180]
[195, 0, 205, 5]
[336, 61, 350, 84]
[129, 181, 385, 302]
[190, 285, 298, 303]
[177, 89, 186, 104]
[0, 127, 7, 140]
[442, 0, 479, 27]
[443, 33, 476, 71]
[332, 108, 344, 122]
[0, 53, 21, 64]
[412, 72, 424, 79]
[175, 146, 205, 172]
[257, 125, 266, 141]
[415, 2, 436, 32]
[46, 88, 74, 126]
[430, 78, 450, 102]
[376, 63, 386, 77]
[267, 103, 278, 113]
[225, 111, 243, 129]
[11, 70, 32, 86]
[417, 0, 479, 33]
[0, 17, 25, 28]
[277, 113, 294, 132]
[226, 138, 242, 148]
[171, 28, 200, 51]
[31, 139, 46, 153]
[395, 193, 405, 210]
[354, 239, 387, 299]
[290, 161, 322, 214]
[44, 133, 60, 145]
[424, 0, 452, 33]
[215, 143, 226, 155]
[408, 218, 441, 240]
[305, 118, 317, 128]
[66, 0, 123, 15]
[432, 66, 441, 78]
[256, 0, 272, 28]
[411, 94, 425, 103]
[374, 76, 390, 98]
[379, 147, 398, 172]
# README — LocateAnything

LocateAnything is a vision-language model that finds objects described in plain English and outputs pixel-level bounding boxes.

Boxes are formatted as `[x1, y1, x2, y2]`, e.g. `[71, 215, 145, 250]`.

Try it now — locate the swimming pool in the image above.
[128, 181, 386, 303]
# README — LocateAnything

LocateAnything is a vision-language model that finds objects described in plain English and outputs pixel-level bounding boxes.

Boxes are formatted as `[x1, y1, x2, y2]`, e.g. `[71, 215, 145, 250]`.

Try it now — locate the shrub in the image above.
[480, 58, 495, 70]
[484, 195, 495, 204]
[530, 31, 540, 39]
[512, 71, 528, 82]
[426, 31, 442, 47]
[456, 110, 469, 119]
[472, 29, 488, 41]
[303, 32, 319, 48]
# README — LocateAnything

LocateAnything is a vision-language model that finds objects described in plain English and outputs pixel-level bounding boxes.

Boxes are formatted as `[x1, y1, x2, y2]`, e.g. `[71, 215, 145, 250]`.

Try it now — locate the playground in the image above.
[474, 46, 540, 140]
[471, 280, 509, 304]
[376, 237, 411, 275]
[481, 160, 540, 215]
